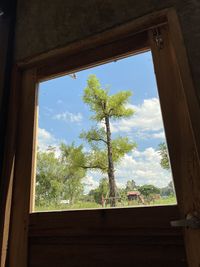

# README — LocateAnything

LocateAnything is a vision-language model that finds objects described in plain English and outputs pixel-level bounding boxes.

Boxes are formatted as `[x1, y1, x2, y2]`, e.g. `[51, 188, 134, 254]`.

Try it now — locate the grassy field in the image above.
[35, 196, 176, 212]
[35, 201, 101, 211]
[153, 196, 176, 205]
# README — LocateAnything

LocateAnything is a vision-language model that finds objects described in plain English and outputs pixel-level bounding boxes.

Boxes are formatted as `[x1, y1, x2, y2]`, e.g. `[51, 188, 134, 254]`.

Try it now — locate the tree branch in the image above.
[90, 137, 107, 144]
[80, 165, 107, 171]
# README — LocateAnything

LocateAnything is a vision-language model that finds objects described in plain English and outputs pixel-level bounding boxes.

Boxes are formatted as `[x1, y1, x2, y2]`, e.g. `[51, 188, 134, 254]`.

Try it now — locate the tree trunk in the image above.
[105, 116, 116, 207]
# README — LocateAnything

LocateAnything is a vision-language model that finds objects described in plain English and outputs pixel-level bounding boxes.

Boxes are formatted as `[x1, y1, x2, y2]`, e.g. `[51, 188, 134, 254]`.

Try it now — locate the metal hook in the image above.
[152, 28, 164, 50]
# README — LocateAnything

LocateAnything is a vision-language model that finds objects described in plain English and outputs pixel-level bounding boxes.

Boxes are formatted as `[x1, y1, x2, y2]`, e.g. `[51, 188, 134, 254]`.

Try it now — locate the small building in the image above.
[127, 191, 141, 201]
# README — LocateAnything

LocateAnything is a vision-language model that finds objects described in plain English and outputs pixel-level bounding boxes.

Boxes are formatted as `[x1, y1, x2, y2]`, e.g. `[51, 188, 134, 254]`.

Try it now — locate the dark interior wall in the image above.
[0, 1, 17, 264]
[0, 0, 17, 188]
[0, 0, 16, 166]
[15, 0, 200, 99]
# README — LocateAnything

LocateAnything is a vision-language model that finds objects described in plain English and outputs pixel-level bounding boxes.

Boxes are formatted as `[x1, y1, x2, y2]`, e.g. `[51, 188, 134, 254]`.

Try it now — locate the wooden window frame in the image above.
[3, 8, 200, 267]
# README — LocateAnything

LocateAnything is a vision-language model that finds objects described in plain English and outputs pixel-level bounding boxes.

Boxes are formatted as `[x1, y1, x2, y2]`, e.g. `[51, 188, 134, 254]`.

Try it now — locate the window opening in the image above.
[35, 50, 176, 212]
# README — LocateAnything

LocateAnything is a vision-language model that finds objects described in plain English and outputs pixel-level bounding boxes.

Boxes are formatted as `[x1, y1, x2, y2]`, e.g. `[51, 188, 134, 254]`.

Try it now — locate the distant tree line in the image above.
[36, 143, 86, 207]
[36, 147, 175, 208]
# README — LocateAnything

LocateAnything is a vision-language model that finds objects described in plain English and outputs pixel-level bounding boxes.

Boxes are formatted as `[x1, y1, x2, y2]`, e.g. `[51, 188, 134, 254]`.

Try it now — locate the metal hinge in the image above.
[171, 212, 200, 229]
[152, 28, 164, 50]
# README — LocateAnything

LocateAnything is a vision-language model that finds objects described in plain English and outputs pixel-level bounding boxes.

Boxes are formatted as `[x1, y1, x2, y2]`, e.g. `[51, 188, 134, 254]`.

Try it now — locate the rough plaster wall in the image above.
[15, 0, 200, 97]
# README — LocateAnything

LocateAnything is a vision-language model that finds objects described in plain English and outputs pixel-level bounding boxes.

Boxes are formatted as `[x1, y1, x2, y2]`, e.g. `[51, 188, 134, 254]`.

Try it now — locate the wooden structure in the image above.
[127, 191, 145, 205]
[1, 3, 200, 267]
[127, 191, 141, 201]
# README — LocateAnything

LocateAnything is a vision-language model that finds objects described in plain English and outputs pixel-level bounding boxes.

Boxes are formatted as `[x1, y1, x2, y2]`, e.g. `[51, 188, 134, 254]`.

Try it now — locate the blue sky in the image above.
[38, 51, 173, 190]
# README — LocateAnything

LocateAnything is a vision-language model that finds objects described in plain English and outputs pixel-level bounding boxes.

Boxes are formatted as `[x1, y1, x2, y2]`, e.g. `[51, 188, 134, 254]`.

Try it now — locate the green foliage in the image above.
[80, 133, 136, 173]
[83, 75, 134, 121]
[118, 187, 128, 203]
[36, 150, 65, 207]
[89, 178, 109, 204]
[112, 137, 137, 162]
[80, 127, 106, 146]
[158, 142, 170, 170]
[60, 142, 85, 169]
[36, 143, 86, 208]
[138, 184, 160, 198]
[60, 143, 86, 204]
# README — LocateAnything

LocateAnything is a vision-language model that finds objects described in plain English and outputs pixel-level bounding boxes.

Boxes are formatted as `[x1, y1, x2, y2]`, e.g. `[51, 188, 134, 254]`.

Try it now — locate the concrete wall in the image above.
[15, 0, 200, 96]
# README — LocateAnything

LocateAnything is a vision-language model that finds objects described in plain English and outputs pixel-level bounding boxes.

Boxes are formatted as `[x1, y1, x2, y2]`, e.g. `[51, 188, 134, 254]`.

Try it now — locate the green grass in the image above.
[35, 196, 176, 212]
[35, 201, 101, 212]
[153, 196, 176, 205]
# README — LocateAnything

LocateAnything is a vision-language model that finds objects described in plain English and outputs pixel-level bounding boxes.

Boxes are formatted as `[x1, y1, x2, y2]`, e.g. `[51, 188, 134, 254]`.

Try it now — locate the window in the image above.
[36, 50, 176, 211]
[7, 9, 199, 267]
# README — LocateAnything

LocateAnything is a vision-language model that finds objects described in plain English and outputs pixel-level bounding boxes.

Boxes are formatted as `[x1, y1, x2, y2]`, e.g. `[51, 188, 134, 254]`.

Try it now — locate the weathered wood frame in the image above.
[2, 8, 200, 267]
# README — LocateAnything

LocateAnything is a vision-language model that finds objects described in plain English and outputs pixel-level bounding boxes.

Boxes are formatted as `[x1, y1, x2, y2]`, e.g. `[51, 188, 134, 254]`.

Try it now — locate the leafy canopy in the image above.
[138, 184, 160, 197]
[60, 143, 86, 203]
[83, 74, 134, 121]
[36, 150, 65, 206]
[36, 143, 87, 207]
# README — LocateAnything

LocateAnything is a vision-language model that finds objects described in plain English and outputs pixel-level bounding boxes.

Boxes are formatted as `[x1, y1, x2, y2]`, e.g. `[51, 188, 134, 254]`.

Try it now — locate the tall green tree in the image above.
[60, 143, 86, 204]
[80, 75, 136, 206]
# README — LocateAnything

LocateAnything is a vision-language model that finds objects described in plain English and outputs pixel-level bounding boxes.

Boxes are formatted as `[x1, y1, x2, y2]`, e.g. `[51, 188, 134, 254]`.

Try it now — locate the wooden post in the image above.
[8, 68, 38, 267]
[149, 24, 200, 267]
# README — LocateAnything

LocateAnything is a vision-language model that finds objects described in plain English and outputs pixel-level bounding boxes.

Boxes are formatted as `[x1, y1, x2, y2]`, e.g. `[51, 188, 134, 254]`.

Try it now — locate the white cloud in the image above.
[38, 128, 52, 140]
[38, 128, 55, 149]
[111, 98, 165, 139]
[131, 130, 165, 140]
[115, 147, 172, 188]
[37, 128, 61, 157]
[152, 131, 165, 139]
[116, 181, 126, 189]
[83, 175, 99, 193]
[53, 111, 83, 123]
